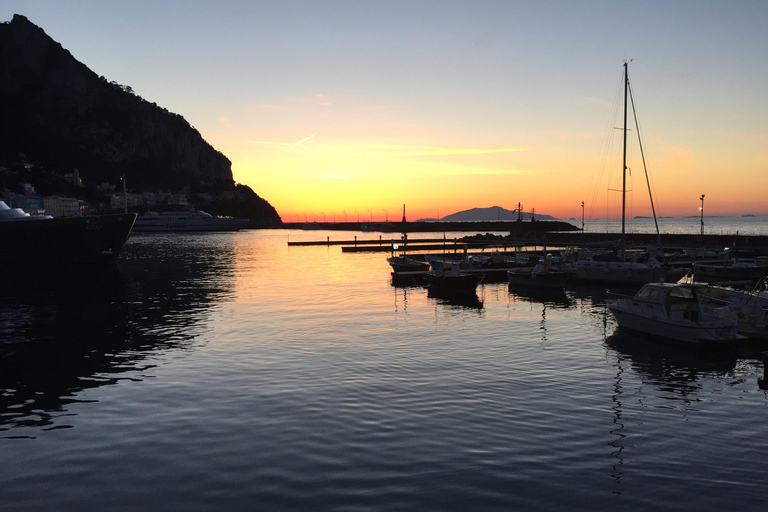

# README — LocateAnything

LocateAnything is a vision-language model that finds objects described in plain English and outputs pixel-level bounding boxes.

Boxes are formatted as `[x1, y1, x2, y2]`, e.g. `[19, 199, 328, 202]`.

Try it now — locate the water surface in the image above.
[2, 229, 767, 511]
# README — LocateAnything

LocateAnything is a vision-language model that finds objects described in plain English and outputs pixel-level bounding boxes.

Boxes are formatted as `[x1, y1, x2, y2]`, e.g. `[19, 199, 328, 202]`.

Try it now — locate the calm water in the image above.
[2, 225, 768, 511]
[568, 215, 768, 236]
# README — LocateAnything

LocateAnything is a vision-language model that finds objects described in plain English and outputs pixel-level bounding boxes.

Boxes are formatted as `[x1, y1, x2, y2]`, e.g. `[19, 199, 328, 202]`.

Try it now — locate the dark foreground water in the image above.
[2, 229, 768, 511]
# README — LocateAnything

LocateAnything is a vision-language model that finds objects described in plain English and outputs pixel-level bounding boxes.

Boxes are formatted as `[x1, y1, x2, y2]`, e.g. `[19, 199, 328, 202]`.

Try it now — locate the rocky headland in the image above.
[0, 14, 281, 225]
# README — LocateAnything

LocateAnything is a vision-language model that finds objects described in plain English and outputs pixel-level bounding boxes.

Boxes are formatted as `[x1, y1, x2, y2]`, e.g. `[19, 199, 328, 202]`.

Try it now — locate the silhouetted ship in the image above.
[0, 201, 136, 266]
[133, 210, 249, 232]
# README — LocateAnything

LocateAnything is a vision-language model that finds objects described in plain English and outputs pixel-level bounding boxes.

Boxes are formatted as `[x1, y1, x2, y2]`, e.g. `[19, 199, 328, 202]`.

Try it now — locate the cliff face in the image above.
[1, 15, 235, 191]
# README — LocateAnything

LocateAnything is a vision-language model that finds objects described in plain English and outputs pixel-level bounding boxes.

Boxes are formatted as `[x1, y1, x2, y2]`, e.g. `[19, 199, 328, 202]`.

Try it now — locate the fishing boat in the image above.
[574, 62, 668, 286]
[606, 281, 743, 344]
[386, 254, 430, 273]
[0, 200, 136, 267]
[133, 209, 249, 232]
[426, 260, 484, 294]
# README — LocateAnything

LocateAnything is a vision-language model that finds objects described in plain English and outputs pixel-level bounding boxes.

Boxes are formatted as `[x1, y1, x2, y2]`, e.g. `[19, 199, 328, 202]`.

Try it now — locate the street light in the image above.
[383, 209, 388, 222]
[581, 201, 585, 232]
[700, 194, 705, 237]
[355, 210, 359, 222]
[367, 209, 373, 222]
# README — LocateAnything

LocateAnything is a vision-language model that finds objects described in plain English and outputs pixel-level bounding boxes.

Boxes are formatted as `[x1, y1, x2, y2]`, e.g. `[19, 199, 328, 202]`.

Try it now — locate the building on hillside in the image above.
[110, 192, 142, 211]
[44, 196, 84, 217]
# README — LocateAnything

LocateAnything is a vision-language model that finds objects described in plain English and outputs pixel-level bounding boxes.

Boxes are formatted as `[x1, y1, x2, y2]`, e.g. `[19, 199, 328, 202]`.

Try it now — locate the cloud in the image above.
[217, 116, 232, 128]
[406, 147, 523, 156]
[247, 133, 317, 148]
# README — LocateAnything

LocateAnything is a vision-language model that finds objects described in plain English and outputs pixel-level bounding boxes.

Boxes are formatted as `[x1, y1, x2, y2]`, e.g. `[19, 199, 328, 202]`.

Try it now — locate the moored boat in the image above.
[575, 62, 671, 286]
[606, 281, 743, 344]
[133, 209, 249, 232]
[692, 260, 768, 283]
[387, 254, 430, 273]
[0, 200, 136, 267]
[698, 277, 768, 339]
[507, 263, 571, 290]
[426, 260, 484, 294]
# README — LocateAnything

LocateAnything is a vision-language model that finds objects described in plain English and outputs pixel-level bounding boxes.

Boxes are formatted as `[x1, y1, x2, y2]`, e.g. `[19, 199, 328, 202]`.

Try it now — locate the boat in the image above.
[692, 260, 768, 283]
[574, 62, 668, 286]
[606, 281, 743, 344]
[387, 254, 430, 273]
[507, 262, 571, 290]
[132, 209, 249, 232]
[698, 277, 768, 339]
[0, 200, 136, 267]
[426, 260, 484, 294]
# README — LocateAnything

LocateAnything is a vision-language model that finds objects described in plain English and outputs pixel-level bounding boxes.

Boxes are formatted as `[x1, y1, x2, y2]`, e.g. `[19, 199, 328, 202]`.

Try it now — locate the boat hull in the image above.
[0, 213, 136, 267]
[607, 299, 741, 344]
[574, 262, 667, 285]
[692, 262, 768, 282]
[132, 217, 249, 232]
[427, 273, 484, 293]
[507, 269, 570, 289]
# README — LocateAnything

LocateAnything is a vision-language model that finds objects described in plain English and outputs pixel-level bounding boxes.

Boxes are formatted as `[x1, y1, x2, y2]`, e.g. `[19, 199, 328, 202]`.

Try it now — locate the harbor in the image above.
[5, 229, 768, 511]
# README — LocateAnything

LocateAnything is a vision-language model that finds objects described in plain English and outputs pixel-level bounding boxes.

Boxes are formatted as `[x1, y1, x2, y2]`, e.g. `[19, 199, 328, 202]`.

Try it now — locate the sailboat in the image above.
[574, 62, 668, 286]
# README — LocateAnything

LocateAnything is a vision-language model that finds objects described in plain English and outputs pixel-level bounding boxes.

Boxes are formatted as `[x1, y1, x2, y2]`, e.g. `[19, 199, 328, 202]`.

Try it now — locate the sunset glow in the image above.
[3, 1, 766, 221]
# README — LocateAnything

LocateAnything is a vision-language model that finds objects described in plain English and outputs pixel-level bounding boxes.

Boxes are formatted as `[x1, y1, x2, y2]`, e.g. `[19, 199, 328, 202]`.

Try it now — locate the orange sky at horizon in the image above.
[204, 83, 767, 224]
[210, 113, 768, 222]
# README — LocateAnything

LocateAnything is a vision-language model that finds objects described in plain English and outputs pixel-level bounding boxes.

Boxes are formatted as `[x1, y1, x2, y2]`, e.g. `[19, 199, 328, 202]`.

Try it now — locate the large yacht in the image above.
[0, 200, 136, 267]
[133, 209, 249, 232]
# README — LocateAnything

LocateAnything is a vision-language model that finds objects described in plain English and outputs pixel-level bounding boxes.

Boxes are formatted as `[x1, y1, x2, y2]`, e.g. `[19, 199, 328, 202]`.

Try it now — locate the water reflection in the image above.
[427, 288, 484, 309]
[507, 283, 573, 307]
[0, 234, 237, 436]
[604, 330, 739, 391]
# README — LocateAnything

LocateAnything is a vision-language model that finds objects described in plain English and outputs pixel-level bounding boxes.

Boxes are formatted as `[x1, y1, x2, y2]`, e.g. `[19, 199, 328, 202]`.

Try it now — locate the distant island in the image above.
[418, 205, 554, 222]
[0, 14, 281, 226]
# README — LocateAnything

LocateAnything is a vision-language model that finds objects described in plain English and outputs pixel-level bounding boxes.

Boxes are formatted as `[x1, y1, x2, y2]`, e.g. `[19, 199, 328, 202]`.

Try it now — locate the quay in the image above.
[289, 232, 768, 257]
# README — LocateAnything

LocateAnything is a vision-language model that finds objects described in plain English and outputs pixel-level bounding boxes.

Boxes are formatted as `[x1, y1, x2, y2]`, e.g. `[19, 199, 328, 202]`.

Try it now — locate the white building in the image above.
[44, 196, 83, 217]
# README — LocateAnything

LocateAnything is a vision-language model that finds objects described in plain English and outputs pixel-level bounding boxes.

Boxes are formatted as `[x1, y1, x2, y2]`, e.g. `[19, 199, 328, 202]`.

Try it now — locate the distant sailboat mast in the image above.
[621, 61, 629, 260]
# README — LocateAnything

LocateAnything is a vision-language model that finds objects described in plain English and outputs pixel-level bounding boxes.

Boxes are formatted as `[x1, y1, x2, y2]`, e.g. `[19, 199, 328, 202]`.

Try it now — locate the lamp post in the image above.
[355, 210, 359, 222]
[383, 209, 388, 222]
[700, 194, 705, 237]
[581, 201, 585, 232]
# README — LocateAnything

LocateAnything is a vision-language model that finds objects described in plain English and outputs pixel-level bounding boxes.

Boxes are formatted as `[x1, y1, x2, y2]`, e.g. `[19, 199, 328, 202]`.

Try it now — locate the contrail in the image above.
[290, 133, 316, 148]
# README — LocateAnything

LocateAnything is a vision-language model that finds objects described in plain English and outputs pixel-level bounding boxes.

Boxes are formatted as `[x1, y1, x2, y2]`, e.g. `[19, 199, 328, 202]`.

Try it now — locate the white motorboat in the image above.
[699, 278, 768, 339]
[133, 209, 249, 232]
[606, 281, 743, 344]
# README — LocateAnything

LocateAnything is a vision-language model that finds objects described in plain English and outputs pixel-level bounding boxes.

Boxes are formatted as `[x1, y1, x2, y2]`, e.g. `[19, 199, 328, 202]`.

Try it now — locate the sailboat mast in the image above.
[621, 62, 629, 259]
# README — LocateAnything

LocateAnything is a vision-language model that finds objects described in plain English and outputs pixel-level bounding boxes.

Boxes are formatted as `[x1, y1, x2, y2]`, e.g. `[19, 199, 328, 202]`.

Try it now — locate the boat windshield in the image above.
[635, 286, 663, 302]
[669, 286, 696, 300]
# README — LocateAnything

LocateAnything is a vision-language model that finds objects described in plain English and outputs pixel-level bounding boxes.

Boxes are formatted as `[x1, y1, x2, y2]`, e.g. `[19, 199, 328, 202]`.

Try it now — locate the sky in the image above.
[3, 1, 767, 221]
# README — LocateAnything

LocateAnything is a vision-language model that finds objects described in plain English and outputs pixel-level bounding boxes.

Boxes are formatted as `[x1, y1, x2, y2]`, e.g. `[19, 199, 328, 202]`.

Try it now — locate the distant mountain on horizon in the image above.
[417, 206, 554, 222]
